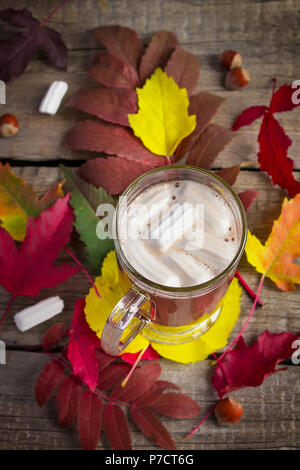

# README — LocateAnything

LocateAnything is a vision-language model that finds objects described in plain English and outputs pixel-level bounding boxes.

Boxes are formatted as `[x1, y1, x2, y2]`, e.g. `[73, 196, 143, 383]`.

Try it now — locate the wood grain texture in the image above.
[0, 350, 298, 450]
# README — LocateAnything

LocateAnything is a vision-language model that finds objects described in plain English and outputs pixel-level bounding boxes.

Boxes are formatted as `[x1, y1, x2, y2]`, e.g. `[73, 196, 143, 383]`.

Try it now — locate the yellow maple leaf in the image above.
[84, 251, 242, 363]
[245, 193, 300, 291]
[128, 68, 196, 157]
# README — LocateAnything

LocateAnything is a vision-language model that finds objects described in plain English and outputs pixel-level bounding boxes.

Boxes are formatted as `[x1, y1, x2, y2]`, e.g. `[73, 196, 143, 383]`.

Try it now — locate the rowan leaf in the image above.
[77, 390, 102, 450]
[87, 51, 139, 89]
[42, 322, 68, 351]
[0, 195, 79, 297]
[165, 45, 200, 95]
[215, 165, 240, 186]
[56, 375, 82, 428]
[61, 165, 115, 271]
[245, 193, 300, 291]
[211, 331, 300, 398]
[93, 25, 143, 69]
[66, 87, 138, 126]
[103, 402, 132, 450]
[95, 349, 116, 371]
[136, 381, 180, 406]
[35, 360, 64, 407]
[139, 31, 178, 83]
[149, 393, 200, 418]
[0, 163, 63, 241]
[112, 363, 162, 402]
[129, 68, 196, 157]
[79, 156, 162, 195]
[131, 406, 176, 450]
[98, 363, 131, 390]
[67, 299, 101, 391]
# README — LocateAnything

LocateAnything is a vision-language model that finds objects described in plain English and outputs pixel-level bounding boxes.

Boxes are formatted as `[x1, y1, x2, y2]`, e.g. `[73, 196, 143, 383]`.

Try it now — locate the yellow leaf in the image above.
[85, 251, 242, 363]
[128, 68, 196, 157]
[245, 194, 300, 291]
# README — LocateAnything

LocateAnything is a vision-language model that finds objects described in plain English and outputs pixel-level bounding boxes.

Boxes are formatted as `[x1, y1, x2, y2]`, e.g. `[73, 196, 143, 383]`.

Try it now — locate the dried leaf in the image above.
[87, 51, 139, 89]
[215, 165, 240, 186]
[139, 31, 178, 83]
[66, 86, 138, 127]
[165, 45, 200, 95]
[93, 25, 143, 69]
[211, 331, 300, 398]
[238, 190, 260, 212]
[77, 390, 102, 450]
[103, 402, 132, 450]
[129, 68, 196, 157]
[35, 360, 64, 407]
[132, 406, 176, 450]
[42, 322, 68, 351]
[149, 392, 200, 418]
[112, 363, 161, 402]
[56, 375, 82, 428]
[245, 193, 300, 291]
[98, 363, 131, 390]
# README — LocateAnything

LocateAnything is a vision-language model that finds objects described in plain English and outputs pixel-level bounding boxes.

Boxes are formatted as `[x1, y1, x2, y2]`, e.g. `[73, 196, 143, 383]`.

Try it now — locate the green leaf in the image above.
[60, 165, 116, 272]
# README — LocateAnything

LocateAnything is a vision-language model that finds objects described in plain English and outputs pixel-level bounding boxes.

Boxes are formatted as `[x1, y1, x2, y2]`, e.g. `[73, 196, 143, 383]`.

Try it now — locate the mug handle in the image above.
[101, 287, 154, 356]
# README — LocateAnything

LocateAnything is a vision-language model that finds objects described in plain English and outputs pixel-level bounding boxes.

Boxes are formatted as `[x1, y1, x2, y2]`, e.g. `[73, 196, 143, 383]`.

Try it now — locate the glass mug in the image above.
[101, 165, 247, 356]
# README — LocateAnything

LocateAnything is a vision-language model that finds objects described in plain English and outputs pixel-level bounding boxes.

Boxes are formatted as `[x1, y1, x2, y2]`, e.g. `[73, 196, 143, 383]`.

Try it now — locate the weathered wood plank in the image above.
[0, 350, 298, 450]
[0, 167, 298, 349]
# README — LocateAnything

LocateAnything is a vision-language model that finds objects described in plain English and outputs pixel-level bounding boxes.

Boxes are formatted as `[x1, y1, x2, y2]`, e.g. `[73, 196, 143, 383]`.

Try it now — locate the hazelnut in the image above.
[220, 50, 242, 70]
[225, 67, 250, 89]
[0, 114, 19, 138]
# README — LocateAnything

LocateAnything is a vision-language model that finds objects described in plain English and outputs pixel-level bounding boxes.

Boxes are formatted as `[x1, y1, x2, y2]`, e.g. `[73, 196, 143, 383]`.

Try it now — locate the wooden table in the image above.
[0, 0, 299, 450]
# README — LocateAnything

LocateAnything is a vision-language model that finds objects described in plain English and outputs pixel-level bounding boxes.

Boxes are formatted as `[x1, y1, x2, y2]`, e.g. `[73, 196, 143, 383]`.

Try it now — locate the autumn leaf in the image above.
[112, 363, 162, 402]
[0, 8, 67, 82]
[87, 51, 139, 89]
[139, 31, 178, 83]
[245, 193, 300, 291]
[61, 165, 115, 271]
[238, 190, 260, 212]
[0, 162, 63, 241]
[128, 68, 196, 157]
[35, 360, 64, 407]
[215, 165, 240, 186]
[103, 402, 132, 450]
[0, 195, 79, 297]
[132, 406, 176, 450]
[149, 392, 200, 419]
[42, 322, 68, 351]
[56, 375, 82, 428]
[121, 345, 160, 364]
[98, 363, 131, 390]
[165, 45, 200, 95]
[211, 331, 300, 398]
[77, 390, 102, 450]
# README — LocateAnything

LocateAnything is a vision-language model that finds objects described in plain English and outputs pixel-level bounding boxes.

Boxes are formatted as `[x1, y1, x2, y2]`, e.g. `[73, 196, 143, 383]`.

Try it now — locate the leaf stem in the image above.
[235, 271, 264, 306]
[0, 294, 17, 328]
[185, 404, 216, 439]
[64, 247, 101, 298]
[40, 0, 70, 27]
[121, 345, 148, 387]
[166, 155, 173, 165]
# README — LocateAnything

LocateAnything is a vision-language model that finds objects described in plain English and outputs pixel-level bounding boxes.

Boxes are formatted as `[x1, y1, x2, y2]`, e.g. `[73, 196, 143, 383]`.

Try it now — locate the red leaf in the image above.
[211, 331, 300, 398]
[65, 120, 165, 166]
[131, 406, 176, 450]
[95, 349, 116, 371]
[93, 25, 143, 69]
[98, 363, 131, 390]
[42, 322, 68, 351]
[238, 190, 260, 212]
[112, 362, 161, 402]
[165, 45, 200, 95]
[103, 402, 132, 450]
[77, 390, 102, 450]
[175, 92, 225, 161]
[56, 374, 82, 428]
[137, 381, 180, 406]
[121, 345, 160, 364]
[35, 360, 64, 407]
[87, 51, 139, 89]
[186, 124, 235, 169]
[232, 106, 267, 131]
[258, 114, 300, 197]
[149, 392, 200, 418]
[79, 156, 162, 195]
[139, 31, 178, 82]
[67, 299, 101, 391]
[66, 87, 138, 127]
[0, 195, 79, 297]
[269, 83, 300, 113]
[215, 165, 240, 186]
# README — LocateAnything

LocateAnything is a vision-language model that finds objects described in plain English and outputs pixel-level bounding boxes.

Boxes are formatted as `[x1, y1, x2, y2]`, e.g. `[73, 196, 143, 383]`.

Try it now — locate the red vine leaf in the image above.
[56, 374, 82, 428]
[98, 363, 131, 390]
[103, 402, 132, 450]
[42, 322, 68, 351]
[65, 120, 165, 166]
[79, 156, 162, 195]
[132, 406, 176, 450]
[232, 106, 268, 131]
[87, 51, 139, 89]
[165, 45, 200, 95]
[67, 299, 101, 391]
[93, 25, 143, 69]
[35, 360, 64, 407]
[112, 362, 162, 402]
[211, 331, 300, 398]
[77, 390, 102, 450]
[149, 392, 200, 418]
[139, 31, 178, 83]
[215, 165, 240, 186]
[238, 190, 260, 212]
[66, 87, 138, 127]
